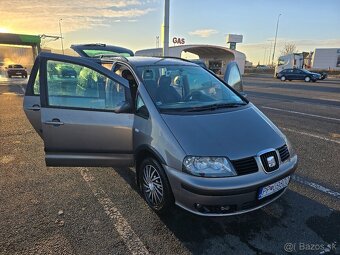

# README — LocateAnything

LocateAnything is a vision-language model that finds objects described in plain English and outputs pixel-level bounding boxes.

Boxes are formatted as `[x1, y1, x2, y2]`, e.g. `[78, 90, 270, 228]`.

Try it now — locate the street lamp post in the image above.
[59, 19, 64, 55]
[267, 39, 273, 66]
[263, 47, 268, 65]
[163, 0, 170, 56]
[271, 14, 282, 66]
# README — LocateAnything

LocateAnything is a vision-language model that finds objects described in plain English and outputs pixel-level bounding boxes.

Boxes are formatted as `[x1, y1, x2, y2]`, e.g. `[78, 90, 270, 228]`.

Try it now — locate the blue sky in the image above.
[1, 0, 339, 63]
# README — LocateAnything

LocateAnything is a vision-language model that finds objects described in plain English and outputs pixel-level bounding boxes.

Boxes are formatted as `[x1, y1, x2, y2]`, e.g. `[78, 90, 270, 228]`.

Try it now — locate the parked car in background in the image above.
[256, 65, 270, 69]
[319, 72, 327, 80]
[23, 51, 297, 217]
[6, 64, 28, 78]
[277, 68, 321, 82]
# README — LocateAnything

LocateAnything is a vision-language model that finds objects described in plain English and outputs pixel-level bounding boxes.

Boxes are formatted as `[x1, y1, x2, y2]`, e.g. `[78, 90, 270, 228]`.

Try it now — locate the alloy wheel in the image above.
[142, 164, 164, 207]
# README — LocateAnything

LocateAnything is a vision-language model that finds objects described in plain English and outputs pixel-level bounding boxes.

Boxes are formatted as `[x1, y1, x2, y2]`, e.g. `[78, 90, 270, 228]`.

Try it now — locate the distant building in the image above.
[136, 44, 246, 75]
[311, 48, 340, 70]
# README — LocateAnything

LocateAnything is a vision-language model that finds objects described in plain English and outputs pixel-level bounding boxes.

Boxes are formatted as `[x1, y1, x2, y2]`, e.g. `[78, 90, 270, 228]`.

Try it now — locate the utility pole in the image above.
[267, 39, 274, 66]
[156, 36, 160, 48]
[271, 14, 281, 66]
[59, 19, 64, 54]
[163, 0, 170, 56]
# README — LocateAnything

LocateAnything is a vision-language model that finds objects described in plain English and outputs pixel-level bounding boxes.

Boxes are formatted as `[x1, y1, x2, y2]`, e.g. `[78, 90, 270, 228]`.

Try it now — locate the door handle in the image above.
[44, 118, 64, 126]
[26, 104, 40, 111]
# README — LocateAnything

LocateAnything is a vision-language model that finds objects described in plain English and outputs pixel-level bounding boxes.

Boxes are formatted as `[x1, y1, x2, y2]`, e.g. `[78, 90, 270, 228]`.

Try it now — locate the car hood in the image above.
[309, 72, 321, 76]
[161, 104, 286, 160]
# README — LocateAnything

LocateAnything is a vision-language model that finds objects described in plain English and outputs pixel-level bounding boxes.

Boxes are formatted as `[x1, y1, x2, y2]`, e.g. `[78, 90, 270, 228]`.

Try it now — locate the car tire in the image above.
[280, 76, 286, 81]
[304, 76, 311, 82]
[138, 157, 174, 214]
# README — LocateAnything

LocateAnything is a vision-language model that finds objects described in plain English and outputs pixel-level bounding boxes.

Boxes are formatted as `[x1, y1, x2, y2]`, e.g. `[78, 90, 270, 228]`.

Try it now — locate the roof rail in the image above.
[153, 56, 193, 64]
[97, 54, 129, 62]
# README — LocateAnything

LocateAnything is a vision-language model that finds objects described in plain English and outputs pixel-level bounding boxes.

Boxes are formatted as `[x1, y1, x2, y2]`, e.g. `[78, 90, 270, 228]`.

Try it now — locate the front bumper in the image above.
[164, 155, 298, 216]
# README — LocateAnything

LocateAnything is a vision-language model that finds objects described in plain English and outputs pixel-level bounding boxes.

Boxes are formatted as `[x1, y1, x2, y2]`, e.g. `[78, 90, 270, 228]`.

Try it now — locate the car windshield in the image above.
[137, 65, 246, 112]
[14, 64, 23, 68]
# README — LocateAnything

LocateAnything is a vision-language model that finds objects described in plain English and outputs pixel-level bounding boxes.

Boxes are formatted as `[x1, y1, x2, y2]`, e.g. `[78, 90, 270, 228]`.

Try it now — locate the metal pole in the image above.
[163, 0, 170, 56]
[59, 19, 64, 54]
[267, 40, 273, 66]
[271, 14, 281, 66]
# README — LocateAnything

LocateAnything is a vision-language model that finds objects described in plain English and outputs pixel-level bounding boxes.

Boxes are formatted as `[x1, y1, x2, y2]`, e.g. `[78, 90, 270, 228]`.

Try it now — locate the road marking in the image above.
[262, 106, 340, 122]
[281, 127, 340, 144]
[80, 168, 150, 255]
[292, 175, 340, 199]
[318, 97, 340, 102]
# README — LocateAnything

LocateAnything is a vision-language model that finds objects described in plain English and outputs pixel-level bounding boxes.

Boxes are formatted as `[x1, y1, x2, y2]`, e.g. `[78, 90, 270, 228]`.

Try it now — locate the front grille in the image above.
[231, 157, 258, 176]
[260, 151, 279, 172]
[278, 144, 290, 162]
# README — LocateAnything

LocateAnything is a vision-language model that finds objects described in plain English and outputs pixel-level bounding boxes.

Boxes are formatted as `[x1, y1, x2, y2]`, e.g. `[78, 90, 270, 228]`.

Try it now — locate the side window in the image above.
[46, 60, 127, 111]
[33, 70, 40, 95]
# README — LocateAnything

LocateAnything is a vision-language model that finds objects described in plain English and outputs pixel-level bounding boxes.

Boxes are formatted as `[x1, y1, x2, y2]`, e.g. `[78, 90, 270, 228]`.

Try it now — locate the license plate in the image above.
[258, 176, 290, 200]
[16, 72, 21, 74]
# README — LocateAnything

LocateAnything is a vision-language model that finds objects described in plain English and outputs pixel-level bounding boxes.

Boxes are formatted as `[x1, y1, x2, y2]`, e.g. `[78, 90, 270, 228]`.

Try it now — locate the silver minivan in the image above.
[24, 50, 297, 216]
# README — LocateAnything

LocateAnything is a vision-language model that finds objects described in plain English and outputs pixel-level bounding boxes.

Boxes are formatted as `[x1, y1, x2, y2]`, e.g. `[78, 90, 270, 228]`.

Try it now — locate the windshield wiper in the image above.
[184, 102, 247, 112]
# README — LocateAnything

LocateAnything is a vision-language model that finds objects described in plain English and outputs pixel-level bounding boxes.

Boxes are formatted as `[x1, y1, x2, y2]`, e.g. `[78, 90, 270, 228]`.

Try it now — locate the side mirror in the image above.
[224, 62, 243, 93]
[239, 92, 247, 98]
[136, 105, 149, 118]
[114, 101, 132, 113]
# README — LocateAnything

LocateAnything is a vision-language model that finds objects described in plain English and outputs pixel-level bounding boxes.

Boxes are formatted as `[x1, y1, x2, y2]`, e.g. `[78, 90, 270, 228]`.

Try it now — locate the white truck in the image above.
[274, 53, 304, 76]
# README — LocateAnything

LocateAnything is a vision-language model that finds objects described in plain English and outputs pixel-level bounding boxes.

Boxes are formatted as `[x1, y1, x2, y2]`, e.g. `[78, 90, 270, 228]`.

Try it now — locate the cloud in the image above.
[0, 0, 154, 34]
[189, 29, 218, 38]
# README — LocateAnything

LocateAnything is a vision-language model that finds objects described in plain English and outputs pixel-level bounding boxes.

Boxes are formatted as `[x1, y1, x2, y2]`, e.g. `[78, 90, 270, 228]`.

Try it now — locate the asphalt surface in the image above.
[0, 74, 339, 255]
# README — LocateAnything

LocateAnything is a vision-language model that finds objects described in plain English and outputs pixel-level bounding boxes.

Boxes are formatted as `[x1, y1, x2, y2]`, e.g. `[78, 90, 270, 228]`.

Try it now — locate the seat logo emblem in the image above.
[267, 156, 276, 168]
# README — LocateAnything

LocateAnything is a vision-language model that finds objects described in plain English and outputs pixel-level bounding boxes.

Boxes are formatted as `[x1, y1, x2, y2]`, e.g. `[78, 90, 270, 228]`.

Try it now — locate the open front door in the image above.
[224, 61, 244, 93]
[24, 58, 42, 138]
[37, 52, 134, 167]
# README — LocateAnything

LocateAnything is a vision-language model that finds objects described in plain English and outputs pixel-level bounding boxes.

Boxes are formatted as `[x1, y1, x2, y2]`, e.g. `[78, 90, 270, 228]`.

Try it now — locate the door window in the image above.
[33, 70, 40, 95]
[46, 60, 127, 111]
[226, 64, 242, 87]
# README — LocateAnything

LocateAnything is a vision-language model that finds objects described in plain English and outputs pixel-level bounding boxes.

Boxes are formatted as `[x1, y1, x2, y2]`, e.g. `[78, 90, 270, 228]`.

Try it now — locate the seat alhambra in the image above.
[23, 50, 297, 216]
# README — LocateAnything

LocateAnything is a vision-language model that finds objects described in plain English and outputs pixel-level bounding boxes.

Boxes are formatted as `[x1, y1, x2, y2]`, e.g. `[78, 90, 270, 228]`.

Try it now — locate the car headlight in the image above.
[183, 156, 237, 177]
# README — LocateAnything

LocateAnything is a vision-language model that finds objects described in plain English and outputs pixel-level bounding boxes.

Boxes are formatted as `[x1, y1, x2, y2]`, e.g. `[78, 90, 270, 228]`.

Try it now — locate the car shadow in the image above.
[114, 167, 340, 255]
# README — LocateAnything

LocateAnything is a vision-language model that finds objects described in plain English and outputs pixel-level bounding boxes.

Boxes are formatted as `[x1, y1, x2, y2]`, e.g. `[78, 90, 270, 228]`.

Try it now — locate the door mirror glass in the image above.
[46, 60, 130, 112]
[224, 62, 243, 92]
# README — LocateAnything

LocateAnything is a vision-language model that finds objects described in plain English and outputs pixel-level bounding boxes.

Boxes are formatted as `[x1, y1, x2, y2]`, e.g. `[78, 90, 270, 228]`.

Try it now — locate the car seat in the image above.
[156, 75, 181, 104]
